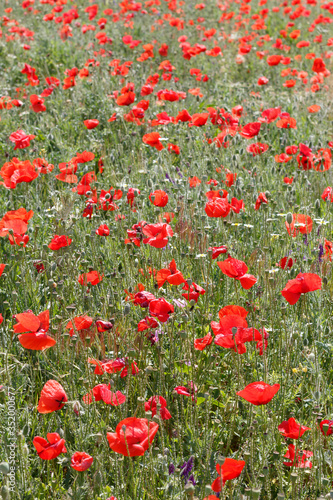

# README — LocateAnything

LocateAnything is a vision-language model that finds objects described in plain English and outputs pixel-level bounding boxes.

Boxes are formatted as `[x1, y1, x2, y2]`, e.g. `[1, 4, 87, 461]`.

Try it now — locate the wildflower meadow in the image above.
[0, 0, 332, 498]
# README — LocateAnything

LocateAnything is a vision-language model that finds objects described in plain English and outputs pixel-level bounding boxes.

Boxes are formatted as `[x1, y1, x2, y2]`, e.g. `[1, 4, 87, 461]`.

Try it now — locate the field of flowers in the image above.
[0, 0, 332, 498]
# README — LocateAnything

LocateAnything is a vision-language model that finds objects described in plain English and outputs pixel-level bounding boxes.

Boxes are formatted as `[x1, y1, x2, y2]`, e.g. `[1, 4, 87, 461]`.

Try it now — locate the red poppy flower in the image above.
[275, 153, 292, 163]
[0, 264, 5, 277]
[78, 270, 104, 286]
[237, 381, 280, 405]
[156, 259, 185, 288]
[107, 417, 159, 457]
[254, 192, 268, 210]
[83, 385, 126, 406]
[211, 313, 248, 337]
[283, 444, 313, 468]
[279, 257, 294, 269]
[116, 91, 135, 106]
[308, 105, 320, 113]
[281, 273, 321, 305]
[258, 76, 269, 85]
[276, 117, 297, 129]
[66, 315, 93, 337]
[84, 119, 99, 129]
[132, 290, 155, 307]
[182, 281, 206, 302]
[142, 132, 164, 151]
[37, 380, 68, 414]
[33, 433, 67, 460]
[33, 158, 54, 174]
[149, 298, 174, 322]
[71, 452, 93, 471]
[88, 357, 125, 375]
[30, 94, 46, 113]
[149, 190, 168, 207]
[96, 224, 110, 236]
[319, 419, 333, 436]
[188, 112, 209, 127]
[138, 316, 158, 332]
[312, 58, 326, 73]
[283, 176, 294, 184]
[217, 257, 257, 289]
[322, 187, 333, 202]
[209, 245, 228, 259]
[144, 396, 172, 420]
[285, 214, 313, 237]
[176, 109, 192, 123]
[194, 332, 213, 351]
[278, 417, 310, 439]
[48, 235, 72, 250]
[219, 305, 248, 320]
[246, 143, 269, 156]
[211, 458, 246, 492]
[142, 223, 173, 248]
[231, 197, 244, 213]
[239, 122, 261, 139]
[14, 310, 55, 351]
[174, 382, 197, 399]
[189, 176, 201, 187]
[205, 198, 231, 218]
[0, 158, 39, 189]
[9, 130, 36, 150]
[167, 143, 180, 155]
[267, 55, 282, 66]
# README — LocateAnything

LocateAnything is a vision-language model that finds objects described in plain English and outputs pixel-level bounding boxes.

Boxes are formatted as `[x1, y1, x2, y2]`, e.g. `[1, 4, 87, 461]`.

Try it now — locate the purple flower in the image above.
[165, 173, 175, 184]
[173, 298, 186, 308]
[168, 463, 175, 475]
[180, 456, 194, 483]
[319, 244, 324, 262]
[176, 167, 183, 178]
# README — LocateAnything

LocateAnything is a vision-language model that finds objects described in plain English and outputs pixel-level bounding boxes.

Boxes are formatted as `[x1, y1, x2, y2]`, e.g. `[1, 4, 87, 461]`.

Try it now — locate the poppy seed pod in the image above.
[1, 486, 9, 500]
[0, 462, 9, 475]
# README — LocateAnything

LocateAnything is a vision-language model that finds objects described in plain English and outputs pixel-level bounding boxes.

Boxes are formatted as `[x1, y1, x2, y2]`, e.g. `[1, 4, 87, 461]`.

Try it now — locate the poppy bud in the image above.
[1, 486, 9, 500]
[204, 485, 212, 495]
[0, 462, 9, 475]
[184, 483, 195, 495]
[322, 423, 330, 435]
[286, 212, 293, 224]
[73, 401, 81, 415]
[94, 471, 103, 486]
